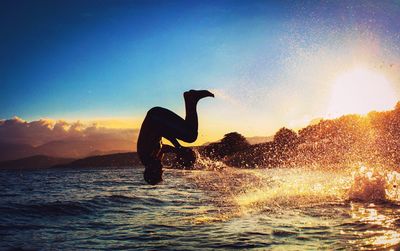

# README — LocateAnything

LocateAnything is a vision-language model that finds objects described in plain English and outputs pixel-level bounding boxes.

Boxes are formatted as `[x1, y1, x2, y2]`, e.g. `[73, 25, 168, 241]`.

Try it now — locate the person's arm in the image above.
[168, 137, 182, 149]
[160, 138, 193, 157]
[160, 143, 176, 154]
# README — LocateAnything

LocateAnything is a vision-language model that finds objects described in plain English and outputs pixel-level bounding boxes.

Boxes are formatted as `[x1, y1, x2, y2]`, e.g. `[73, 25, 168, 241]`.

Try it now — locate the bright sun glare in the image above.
[327, 67, 398, 118]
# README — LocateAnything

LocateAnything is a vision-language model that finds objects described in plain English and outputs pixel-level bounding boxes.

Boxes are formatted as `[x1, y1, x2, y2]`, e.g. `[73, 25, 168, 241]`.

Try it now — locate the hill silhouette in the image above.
[52, 152, 140, 169]
[200, 102, 400, 170]
[0, 155, 74, 170]
[0, 142, 36, 162]
[0, 139, 131, 162]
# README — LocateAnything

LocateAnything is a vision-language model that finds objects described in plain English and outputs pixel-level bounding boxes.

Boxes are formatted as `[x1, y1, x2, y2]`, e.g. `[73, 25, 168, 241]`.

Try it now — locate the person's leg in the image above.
[147, 90, 214, 144]
[145, 106, 189, 143]
[182, 90, 214, 142]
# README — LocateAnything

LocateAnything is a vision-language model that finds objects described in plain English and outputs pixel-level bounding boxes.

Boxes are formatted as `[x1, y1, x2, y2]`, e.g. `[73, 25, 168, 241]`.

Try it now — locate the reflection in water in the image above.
[188, 163, 400, 250]
[350, 203, 400, 249]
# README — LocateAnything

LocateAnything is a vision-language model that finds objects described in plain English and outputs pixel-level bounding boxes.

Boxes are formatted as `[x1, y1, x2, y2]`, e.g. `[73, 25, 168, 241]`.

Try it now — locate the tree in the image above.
[202, 132, 250, 159]
[220, 132, 250, 155]
[396, 101, 400, 111]
[273, 127, 298, 149]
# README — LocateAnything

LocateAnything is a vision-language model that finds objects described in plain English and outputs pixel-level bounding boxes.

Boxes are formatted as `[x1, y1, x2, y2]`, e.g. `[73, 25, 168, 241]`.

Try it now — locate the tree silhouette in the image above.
[395, 101, 400, 111]
[203, 101, 400, 168]
[273, 127, 298, 149]
[202, 132, 250, 159]
[220, 132, 250, 155]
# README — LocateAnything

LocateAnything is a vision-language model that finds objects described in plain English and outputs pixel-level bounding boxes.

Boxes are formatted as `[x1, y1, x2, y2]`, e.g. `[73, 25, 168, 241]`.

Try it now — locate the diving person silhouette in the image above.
[137, 90, 214, 185]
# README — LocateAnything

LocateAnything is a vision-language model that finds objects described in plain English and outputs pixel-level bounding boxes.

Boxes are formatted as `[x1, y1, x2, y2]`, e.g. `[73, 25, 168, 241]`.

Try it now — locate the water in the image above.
[1, 165, 399, 250]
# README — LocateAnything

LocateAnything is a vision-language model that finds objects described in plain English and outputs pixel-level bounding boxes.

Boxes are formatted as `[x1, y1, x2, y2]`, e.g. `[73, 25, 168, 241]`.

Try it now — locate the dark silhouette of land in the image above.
[0, 139, 129, 162]
[0, 155, 74, 170]
[0, 142, 36, 162]
[1, 102, 400, 171]
[0, 152, 140, 170]
[52, 152, 141, 169]
[200, 102, 400, 170]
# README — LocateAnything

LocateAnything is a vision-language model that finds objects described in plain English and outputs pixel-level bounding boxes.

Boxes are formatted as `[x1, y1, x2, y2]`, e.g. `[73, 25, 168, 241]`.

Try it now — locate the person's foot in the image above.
[184, 90, 214, 104]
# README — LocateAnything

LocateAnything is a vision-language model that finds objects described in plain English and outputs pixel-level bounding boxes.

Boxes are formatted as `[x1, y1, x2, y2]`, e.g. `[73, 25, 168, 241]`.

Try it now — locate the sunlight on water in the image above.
[188, 162, 400, 249]
[234, 168, 349, 213]
[225, 165, 400, 213]
[1, 167, 399, 250]
[349, 203, 400, 249]
[372, 230, 400, 247]
[348, 166, 400, 249]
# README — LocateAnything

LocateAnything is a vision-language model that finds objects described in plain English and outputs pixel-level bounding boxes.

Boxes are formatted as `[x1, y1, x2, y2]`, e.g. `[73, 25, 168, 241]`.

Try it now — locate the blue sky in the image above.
[1, 0, 400, 140]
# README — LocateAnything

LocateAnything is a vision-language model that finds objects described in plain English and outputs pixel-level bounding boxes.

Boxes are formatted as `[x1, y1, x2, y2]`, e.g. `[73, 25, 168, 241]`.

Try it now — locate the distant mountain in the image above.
[36, 139, 133, 159]
[0, 142, 37, 161]
[0, 155, 74, 170]
[0, 152, 141, 171]
[0, 139, 134, 162]
[52, 152, 141, 169]
[87, 149, 128, 157]
[246, 135, 273, 145]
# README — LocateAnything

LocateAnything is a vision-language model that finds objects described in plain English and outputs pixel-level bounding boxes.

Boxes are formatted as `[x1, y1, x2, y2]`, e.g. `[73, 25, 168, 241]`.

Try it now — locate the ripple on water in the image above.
[0, 166, 400, 250]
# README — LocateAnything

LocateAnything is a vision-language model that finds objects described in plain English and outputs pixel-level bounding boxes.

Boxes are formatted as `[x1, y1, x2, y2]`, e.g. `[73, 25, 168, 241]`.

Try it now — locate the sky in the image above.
[1, 0, 400, 146]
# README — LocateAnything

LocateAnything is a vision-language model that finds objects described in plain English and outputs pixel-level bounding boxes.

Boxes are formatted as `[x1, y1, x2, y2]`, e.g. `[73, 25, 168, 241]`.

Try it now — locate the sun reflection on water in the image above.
[187, 164, 400, 249]
[350, 203, 400, 249]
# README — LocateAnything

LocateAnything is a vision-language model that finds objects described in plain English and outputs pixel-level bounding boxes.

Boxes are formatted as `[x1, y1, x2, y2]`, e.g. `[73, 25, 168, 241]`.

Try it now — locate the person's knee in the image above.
[185, 131, 198, 143]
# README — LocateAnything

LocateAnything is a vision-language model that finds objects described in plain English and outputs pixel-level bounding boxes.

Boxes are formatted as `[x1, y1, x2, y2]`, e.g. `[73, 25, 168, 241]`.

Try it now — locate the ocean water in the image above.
[1, 164, 400, 250]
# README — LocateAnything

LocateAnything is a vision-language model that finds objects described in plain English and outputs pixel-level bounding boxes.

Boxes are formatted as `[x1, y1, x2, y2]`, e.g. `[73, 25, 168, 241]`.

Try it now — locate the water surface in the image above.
[1, 166, 399, 250]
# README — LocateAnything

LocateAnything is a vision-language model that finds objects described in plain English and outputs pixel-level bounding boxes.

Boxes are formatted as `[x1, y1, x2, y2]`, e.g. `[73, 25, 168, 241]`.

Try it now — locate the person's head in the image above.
[143, 160, 163, 185]
[176, 147, 196, 168]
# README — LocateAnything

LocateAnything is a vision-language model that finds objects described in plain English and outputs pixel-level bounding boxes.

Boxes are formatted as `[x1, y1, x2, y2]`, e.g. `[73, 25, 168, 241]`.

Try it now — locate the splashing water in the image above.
[192, 149, 227, 171]
[349, 165, 400, 203]
[234, 168, 349, 213]
[182, 162, 400, 249]
[185, 162, 400, 249]
[188, 161, 400, 218]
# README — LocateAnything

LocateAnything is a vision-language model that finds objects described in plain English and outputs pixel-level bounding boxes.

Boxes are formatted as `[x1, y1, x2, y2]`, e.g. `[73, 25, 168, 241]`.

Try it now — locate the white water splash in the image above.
[188, 159, 400, 216]
[349, 165, 400, 203]
[193, 149, 227, 171]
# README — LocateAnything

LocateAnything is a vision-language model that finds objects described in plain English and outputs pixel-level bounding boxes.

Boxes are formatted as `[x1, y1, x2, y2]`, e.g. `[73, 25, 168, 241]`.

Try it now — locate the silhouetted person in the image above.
[137, 90, 214, 184]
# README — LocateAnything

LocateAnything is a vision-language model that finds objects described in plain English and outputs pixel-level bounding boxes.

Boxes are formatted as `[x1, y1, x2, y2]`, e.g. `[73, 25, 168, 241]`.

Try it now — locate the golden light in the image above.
[84, 117, 141, 129]
[326, 67, 398, 118]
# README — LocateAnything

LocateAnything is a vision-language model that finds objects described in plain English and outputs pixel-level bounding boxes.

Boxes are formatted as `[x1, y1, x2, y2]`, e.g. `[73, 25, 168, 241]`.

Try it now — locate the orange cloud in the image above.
[0, 117, 139, 160]
[0, 115, 226, 161]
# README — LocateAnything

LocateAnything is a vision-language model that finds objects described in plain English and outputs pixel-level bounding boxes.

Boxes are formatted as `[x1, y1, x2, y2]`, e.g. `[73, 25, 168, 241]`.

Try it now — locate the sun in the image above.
[326, 67, 398, 118]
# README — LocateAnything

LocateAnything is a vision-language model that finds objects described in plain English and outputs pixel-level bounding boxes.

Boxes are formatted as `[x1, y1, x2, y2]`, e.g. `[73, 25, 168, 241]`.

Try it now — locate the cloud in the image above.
[0, 117, 139, 158]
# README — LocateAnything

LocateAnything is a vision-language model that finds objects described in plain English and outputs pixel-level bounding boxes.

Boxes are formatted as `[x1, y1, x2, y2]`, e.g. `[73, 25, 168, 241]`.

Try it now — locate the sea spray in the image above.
[349, 165, 400, 203]
[193, 149, 227, 171]
[187, 161, 400, 218]
[233, 168, 350, 214]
